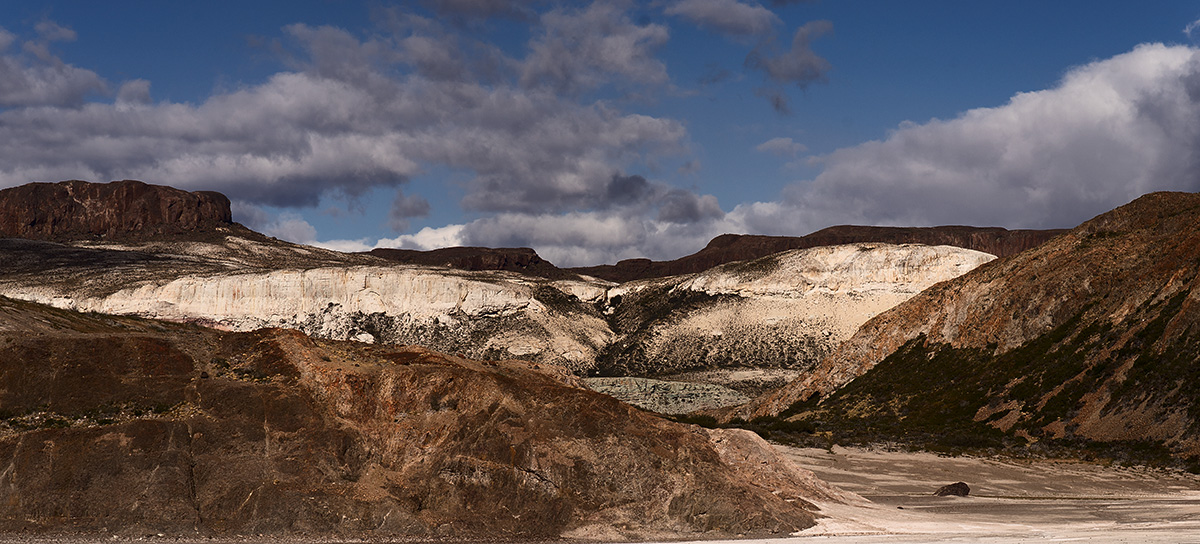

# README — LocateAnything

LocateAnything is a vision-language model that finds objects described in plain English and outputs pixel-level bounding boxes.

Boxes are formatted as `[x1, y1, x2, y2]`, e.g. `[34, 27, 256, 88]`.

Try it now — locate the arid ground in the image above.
[678, 445, 1200, 543]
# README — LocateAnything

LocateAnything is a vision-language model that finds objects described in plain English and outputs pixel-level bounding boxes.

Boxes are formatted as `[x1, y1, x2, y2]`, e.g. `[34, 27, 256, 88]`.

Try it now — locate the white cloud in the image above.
[733, 43, 1200, 234]
[376, 223, 467, 251]
[310, 238, 374, 253]
[261, 212, 318, 243]
[0, 20, 687, 219]
[1187, 18, 1200, 42]
[0, 24, 106, 107]
[665, 0, 780, 38]
[756, 136, 806, 157]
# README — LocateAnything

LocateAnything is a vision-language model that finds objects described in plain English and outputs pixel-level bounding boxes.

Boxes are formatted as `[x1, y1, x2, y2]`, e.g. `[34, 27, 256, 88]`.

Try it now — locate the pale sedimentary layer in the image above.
[8, 264, 613, 372]
[597, 243, 995, 380]
[0, 239, 992, 387]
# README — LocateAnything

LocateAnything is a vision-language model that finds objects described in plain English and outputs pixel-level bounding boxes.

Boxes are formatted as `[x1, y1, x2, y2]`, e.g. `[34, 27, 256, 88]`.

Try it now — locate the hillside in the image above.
[743, 192, 1200, 463]
[570, 226, 1063, 282]
[0, 295, 857, 539]
[595, 243, 993, 397]
[0, 180, 995, 397]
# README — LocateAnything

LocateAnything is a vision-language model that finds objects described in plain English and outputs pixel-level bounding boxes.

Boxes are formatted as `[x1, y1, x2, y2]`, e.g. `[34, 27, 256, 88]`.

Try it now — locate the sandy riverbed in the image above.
[675, 444, 1200, 543]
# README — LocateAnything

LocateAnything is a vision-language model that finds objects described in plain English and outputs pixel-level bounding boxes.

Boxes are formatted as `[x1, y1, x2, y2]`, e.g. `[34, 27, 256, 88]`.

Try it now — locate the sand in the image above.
[670, 444, 1200, 543]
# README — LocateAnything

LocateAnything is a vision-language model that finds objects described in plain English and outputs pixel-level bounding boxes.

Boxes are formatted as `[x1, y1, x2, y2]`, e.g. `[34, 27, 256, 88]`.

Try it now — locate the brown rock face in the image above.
[368, 246, 578, 280]
[934, 482, 971, 497]
[571, 226, 1064, 282]
[0, 296, 836, 540]
[745, 192, 1200, 459]
[0, 180, 232, 241]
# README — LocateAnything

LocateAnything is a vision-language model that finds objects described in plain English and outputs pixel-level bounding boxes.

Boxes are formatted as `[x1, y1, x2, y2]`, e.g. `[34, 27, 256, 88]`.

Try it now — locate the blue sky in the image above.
[1, 1, 1198, 266]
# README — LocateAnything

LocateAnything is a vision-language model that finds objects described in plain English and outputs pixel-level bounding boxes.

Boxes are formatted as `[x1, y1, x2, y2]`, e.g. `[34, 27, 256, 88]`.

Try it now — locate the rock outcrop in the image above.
[571, 226, 1063, 282]
[0, 180, 231, 241]
[0, 295, 851, 539]
[744, 192, 1200, 460]
[595, 244, 994, 394]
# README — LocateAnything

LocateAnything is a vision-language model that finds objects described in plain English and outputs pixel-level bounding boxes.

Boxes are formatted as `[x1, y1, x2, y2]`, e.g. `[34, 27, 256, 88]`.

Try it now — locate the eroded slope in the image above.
[597, 243, 994, 394]
[0, 296, 848, 540]
[744, 192, 1200, 462]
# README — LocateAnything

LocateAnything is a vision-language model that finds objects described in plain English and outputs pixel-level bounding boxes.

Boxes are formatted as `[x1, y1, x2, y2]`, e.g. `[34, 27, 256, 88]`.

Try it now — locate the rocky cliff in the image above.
[595, 244, 994, 395]
[0, 180, 231, 241]
[571, 226, 1063, 282]
[743, 192, 1200, 461]
[0, 295, 854, 539]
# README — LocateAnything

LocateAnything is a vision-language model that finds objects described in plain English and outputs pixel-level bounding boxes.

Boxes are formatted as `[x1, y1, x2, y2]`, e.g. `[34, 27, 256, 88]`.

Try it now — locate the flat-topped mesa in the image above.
[368, 246, 580, 280]
[0, 180, 232, 241]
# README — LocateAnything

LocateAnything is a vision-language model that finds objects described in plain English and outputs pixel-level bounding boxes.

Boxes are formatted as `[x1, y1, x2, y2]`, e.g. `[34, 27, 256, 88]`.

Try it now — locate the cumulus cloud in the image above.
[520, 2, 670, 94]
[665, 0, 780, 38]
[0, 18, 686, 221]
[732, 43, 1200, 234]
[0, 24, 106, 107]
[1187, 18, 1200, 42]
[377, 223, 467, 251]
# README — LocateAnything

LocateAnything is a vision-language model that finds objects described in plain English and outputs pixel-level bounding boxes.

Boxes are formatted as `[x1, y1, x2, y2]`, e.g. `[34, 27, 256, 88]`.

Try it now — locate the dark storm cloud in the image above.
[656, 188, 724, 223]
[388, 190, 432, 232]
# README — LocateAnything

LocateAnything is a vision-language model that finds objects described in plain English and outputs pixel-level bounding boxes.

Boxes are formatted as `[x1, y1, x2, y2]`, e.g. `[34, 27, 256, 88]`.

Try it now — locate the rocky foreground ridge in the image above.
[0, 181, 996, 404]
[0, 295, 860, 539]
[743, 192, 1200, 462]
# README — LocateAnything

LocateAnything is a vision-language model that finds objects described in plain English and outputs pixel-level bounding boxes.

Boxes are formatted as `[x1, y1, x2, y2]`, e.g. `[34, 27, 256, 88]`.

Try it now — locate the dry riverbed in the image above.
[3, 445, 1198, 543]
[712, 444, 1200, 543]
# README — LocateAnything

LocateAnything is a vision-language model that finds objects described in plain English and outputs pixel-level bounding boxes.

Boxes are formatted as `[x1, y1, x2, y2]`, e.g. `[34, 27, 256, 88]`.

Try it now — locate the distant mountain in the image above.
[367, 246, 580, 280]
[0, 295, 855, 539]
[743, 192, 1200, 464]
[570, 226, 1065, 282]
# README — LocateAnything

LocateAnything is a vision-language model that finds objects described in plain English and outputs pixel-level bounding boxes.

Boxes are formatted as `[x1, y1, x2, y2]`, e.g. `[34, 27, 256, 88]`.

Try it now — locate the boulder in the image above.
[934, 482, 971, 497]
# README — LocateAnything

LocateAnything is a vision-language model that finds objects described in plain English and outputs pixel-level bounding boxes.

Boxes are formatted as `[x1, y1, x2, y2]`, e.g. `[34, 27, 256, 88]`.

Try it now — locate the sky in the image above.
[0, 1, 1199, 266]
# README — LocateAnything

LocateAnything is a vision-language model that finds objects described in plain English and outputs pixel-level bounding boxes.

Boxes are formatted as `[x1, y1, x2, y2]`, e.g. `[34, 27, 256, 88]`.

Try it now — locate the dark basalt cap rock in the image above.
[934, 481, 971, 496]
[0, 179, 232, 241]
